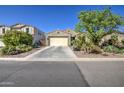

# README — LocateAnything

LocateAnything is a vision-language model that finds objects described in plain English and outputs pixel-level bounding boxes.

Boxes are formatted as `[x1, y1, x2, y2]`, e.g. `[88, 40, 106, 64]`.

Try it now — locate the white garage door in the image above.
[50, 37, 68, 46]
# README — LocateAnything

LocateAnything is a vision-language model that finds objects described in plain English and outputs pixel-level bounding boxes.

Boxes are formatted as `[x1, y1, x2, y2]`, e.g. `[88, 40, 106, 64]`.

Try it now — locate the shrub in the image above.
[16, 44, 32, 52]
[1, 46, 18, 55]
[3, 30, 33, 46]
[1, 30, 33, 55]
[91, 45, 102, 54]
[72, 34, 86, 50]
[72, 33, 102, 54]
[103, 45, 123, 54]
[110, 34, 118, 45]
[100, 33, 119, 48]
[121, 39, 124, 45]
[81, 42, 94, 53]
[1, 45, 32, 55]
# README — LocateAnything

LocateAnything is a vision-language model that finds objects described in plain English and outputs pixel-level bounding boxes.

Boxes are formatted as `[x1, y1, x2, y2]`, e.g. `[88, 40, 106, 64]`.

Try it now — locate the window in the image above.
[26, 28, 29, 33]
[2, 28, 5, 34]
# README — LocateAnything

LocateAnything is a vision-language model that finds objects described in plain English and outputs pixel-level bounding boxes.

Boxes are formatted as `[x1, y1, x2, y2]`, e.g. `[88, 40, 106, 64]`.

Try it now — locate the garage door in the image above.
[50, 37, 68, 46]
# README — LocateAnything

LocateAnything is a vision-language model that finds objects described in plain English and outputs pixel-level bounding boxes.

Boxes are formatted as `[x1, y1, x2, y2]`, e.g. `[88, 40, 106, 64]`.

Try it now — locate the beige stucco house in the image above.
[0, 23, 45, 46]
[46, 29, 77, 46]
[101, 32, 124, 42]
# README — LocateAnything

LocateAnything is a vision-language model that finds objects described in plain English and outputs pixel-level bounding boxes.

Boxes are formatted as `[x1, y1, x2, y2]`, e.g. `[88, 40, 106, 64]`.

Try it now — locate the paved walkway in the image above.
[30, 46, 77, 58]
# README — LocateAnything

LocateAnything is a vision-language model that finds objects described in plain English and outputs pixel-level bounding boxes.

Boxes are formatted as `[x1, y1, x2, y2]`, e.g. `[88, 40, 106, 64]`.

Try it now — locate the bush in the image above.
[1, 46, 18, 55]
[111, 34, 118, 45]
[103, 45, 123, 54]
[1, 45, 32, 55]
[91, 45, 102, 54]
[81, 42, 94, 53]
[16, 44, 32, 52]
[3, 30, 33, 46]
[72, 34, 86, 50]
[121, 39, 124, 45]
[1, 30, 33, 55]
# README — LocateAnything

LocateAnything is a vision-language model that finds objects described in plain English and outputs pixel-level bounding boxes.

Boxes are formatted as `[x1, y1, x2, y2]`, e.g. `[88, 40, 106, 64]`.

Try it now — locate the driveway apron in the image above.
[31, 46, 76, 58]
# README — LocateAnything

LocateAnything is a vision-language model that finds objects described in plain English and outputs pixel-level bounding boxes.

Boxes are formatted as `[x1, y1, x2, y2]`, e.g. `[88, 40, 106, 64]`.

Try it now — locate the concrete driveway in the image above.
[30, 46, 77, 58]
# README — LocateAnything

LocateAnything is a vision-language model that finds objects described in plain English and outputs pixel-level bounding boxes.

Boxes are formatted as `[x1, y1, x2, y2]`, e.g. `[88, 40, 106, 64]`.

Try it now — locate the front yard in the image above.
[71, 8, 124, 58]
[0, 47, 44, 58]
[74, 51, 124, 58]
[0, 30, 45, 58]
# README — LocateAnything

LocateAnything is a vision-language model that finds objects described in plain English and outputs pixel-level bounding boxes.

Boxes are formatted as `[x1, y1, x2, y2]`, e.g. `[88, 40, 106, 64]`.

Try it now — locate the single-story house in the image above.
[46, 29, 77, 46]
[0, 23, 46, 46]
[101, 32, 124, 41]
[100, 32, 124, 46]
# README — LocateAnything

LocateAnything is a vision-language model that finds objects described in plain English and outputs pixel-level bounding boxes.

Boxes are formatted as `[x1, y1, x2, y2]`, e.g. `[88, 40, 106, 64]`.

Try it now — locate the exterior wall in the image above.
[99, 32, 124, 46]
[47, 30, 72, 46]
[101, 33, 124, 42]
[32, 28, 45, 45]
[0, 26, 10, 35]
[20, 26, 35, 35]
[0, 24, 45, 46]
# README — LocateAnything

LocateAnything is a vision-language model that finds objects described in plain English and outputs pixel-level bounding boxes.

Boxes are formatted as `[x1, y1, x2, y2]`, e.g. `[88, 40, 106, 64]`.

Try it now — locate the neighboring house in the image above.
[46, 29, 77, 46]
[100, 32, 124, 46]
[0, 23, 45, 46]
[0, 25, 11, 35]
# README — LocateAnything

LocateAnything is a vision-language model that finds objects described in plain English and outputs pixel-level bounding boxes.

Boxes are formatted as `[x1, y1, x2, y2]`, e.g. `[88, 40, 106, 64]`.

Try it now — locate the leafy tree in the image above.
[76, 8, 124, 45]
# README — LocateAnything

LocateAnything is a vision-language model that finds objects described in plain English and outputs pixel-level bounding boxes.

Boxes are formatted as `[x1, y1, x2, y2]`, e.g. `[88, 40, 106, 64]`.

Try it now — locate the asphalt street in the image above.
[0, 60, 124, 87]
[0, 61, 89, 87]
[77, 61, 124, 87]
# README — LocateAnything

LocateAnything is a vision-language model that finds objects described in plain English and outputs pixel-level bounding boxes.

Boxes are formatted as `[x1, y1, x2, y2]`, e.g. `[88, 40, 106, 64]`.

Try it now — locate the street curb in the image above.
[24, 58, 124, 62]
[0, 58, 124, 62]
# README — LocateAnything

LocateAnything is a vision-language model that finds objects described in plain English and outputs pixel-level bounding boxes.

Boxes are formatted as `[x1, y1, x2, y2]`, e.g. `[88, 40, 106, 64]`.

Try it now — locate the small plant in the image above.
[1, 45, 32, 55]
[121, 39, 124, 45]
[110, 34, 118, 45]
[103, 45, 123, 54]
[1, 46, 17, 55]
[91, 45, 102, 54]
[100, 33, 119, 48]
[72, 34, 86, 50]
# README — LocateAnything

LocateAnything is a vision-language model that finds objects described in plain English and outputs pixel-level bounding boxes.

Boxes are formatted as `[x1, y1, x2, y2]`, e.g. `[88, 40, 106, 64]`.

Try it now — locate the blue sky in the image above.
[0, 5, 124, 32]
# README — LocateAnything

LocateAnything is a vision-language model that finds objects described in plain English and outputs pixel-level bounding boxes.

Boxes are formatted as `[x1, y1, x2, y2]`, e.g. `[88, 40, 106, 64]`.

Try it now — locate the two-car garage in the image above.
[47, 30, 70, 46]
[49, 37, 68, 46]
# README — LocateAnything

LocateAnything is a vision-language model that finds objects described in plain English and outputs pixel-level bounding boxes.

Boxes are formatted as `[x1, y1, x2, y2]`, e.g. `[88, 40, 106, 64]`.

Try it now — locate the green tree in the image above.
[76, 8, 124, 45]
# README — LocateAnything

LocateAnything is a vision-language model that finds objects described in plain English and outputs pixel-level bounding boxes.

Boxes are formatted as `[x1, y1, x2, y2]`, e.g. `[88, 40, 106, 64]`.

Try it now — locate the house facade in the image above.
[0, 23, 45, 45]
[46, 29, 77, 46]
[99, 32, 124, 46]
